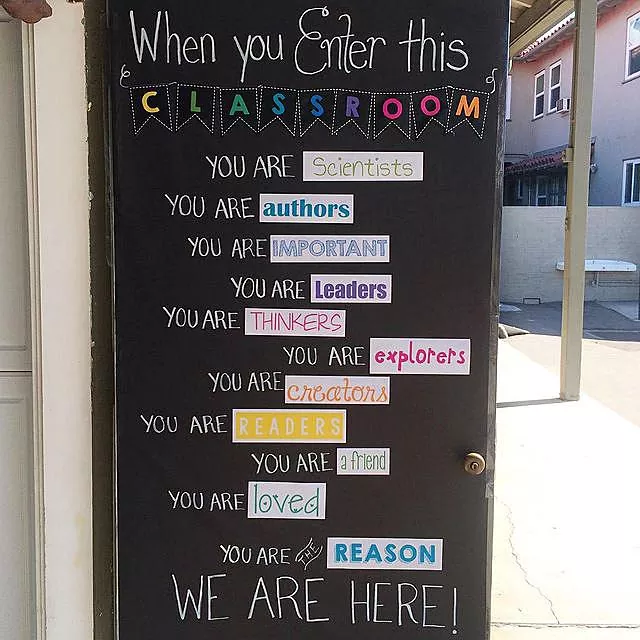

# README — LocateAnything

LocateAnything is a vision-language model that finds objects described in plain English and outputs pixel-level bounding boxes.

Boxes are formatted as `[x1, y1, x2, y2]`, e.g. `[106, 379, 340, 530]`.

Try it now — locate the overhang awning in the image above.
[510, 0, 575, 57]
[505, 150, 566, 175]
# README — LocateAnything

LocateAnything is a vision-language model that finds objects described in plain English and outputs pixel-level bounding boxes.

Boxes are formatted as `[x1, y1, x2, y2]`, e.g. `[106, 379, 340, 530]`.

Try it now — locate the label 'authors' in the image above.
[259, 194, 354, 224]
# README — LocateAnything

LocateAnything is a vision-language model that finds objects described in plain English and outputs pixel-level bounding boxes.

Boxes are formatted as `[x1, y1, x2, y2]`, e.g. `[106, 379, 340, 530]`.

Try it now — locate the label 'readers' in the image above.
[233, 409, 347, 443]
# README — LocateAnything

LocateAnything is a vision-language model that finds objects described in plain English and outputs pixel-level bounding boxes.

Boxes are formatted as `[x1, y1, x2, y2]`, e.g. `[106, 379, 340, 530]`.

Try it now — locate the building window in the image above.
[532, 174, 567, 206]
[536, 176, 548, 205]
[506, 75, 512, 120]
[515, 178, 523, 200]
[623, 158, 640, 205]
[548, 62, 561, 111]
[626, 11, 640, 81]
[533, 71, 545, 118]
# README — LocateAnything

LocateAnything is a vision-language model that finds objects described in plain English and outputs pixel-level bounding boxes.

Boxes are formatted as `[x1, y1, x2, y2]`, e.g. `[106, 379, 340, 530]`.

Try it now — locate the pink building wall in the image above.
[506, 0, 640, 205]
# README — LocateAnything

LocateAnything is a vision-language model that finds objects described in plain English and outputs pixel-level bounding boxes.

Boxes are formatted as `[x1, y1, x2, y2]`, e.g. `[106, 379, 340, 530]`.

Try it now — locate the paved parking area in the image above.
[500, 301, 640, 341]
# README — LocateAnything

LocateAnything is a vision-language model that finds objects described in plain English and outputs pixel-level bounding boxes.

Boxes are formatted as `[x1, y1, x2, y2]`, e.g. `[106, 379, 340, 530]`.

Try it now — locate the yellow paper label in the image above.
[233, 409, 346, 443]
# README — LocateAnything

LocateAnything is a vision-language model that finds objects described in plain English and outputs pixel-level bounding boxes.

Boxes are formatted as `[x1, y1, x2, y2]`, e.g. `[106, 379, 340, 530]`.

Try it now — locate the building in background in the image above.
[504, 0, 640, 207]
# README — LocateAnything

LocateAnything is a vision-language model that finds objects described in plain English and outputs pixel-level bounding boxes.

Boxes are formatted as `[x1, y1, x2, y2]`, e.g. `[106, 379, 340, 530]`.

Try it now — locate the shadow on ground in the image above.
[500, 301, 640, 342]
[498, 301, 640, 426]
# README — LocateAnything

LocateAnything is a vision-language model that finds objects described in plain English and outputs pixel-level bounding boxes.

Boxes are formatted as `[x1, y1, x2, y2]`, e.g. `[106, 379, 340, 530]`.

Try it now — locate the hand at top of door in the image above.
[1, 0, 52, 23]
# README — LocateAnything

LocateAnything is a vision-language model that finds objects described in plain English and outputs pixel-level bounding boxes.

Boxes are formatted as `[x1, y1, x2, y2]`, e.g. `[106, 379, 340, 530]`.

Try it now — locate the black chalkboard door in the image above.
[109, 2, 507, 639]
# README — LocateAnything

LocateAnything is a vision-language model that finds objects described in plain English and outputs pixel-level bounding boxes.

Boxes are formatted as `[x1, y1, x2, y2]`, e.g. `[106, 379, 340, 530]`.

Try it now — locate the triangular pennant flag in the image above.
[332, 90, 372, 138]
[446, 88, 491, 139]
[412, 87, 450, 138]
[175, 85, 216, 132]
[129, 86, 173, 134]
[219, 88, 260, 135]
[372, 93, 412, 139]
[258, 87, 298, 136]
[298, 89, 335, 137]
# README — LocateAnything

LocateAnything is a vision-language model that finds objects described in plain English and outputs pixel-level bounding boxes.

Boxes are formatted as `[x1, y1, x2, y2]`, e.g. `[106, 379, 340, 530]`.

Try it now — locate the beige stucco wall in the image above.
[500, 206, 640, 303]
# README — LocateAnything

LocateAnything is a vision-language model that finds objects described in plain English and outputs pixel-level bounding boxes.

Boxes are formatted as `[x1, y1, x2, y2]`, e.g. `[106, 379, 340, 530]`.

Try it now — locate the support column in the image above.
[560, 0, 597, 401]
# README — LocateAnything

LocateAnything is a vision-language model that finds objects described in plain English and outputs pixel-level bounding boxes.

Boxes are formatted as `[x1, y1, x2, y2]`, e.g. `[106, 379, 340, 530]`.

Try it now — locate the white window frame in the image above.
[548, 61, 562, 112]
[533, 70, 545, 119]
[622, 158, 640, 206]
[515, 178, 523, 200]
[506, 75, 512, 120]
[626, 11, 640, 81]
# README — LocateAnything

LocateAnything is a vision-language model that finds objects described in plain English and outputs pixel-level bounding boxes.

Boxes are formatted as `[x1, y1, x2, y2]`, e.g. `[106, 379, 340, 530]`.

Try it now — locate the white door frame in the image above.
[20, 2, 94, 638]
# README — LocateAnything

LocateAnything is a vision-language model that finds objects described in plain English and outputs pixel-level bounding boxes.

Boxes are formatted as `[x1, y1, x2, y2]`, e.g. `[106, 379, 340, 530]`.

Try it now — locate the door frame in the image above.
[19, 2, 95, 638]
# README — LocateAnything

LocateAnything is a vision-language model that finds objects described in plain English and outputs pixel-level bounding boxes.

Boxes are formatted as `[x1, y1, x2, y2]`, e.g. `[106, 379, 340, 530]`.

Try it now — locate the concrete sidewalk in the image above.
[490, 342, 640, 639]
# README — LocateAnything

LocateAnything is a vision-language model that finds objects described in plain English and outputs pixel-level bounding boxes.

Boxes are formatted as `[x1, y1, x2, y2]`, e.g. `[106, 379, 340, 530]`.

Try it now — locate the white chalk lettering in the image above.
[328, 346, 366, 367]
[248, 576, 329, 622]
[283, 346, 318, 366]
[129, 11, 216, 65]
[171, 573, 228, 622]
[233, 33, 284, 83]
[207, 372, 283, 393]
[162, 306, 240, 330]
[189, 415, 228, 434]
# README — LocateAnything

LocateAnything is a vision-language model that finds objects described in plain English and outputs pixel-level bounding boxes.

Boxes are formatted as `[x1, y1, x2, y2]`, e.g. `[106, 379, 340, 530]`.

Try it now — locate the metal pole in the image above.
[559, 0, 597, 401]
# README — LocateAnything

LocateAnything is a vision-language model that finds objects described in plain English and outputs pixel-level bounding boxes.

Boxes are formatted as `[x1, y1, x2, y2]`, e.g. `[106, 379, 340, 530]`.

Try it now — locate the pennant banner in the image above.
[446, 87, 491, 138]
[176, 85, 216, 132]
[220, 88, 260, 134]
[125, 80, 495, 140]
[129, 86, 173, 134]
[372, 93, 412, 140]
[412, 87, 450, 138]
[298, 89, 335, 136]
[259, 87, 298, 136]
[333, 90, 373, 138]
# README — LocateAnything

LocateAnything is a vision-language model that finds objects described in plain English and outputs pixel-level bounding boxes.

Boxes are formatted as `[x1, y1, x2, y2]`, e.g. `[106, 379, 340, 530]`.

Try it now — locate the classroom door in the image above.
[109, 1, 507, 638]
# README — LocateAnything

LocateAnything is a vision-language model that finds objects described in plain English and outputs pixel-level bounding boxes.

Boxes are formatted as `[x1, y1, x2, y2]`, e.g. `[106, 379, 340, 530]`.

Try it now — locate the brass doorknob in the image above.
[463, 453, 486, 476]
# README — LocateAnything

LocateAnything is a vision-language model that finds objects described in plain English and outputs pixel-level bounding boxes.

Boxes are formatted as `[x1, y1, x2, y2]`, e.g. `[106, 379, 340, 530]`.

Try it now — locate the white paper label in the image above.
[303, 152, 424, 182]
[369, 338, 471, 375]
[285, 376, 390, 405]
[311, 274, 392, 303]
[327, 538, 443, 570]
[259, 194, 354, 224]
[271, 236, 389, 263]
[248, 482, 326, 520]
[245, 308, 346, 337]
[336, 448, 391, 475]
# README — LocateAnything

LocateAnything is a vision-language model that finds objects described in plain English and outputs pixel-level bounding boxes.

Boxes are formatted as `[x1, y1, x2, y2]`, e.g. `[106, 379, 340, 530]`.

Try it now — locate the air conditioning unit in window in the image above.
[556, 97, 571, 113]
